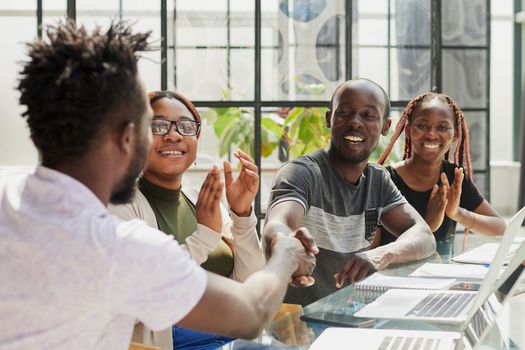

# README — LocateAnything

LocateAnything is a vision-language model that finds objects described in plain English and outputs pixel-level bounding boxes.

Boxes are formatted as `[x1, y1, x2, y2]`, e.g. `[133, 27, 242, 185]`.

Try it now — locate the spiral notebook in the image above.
[354, 273, 456, 292]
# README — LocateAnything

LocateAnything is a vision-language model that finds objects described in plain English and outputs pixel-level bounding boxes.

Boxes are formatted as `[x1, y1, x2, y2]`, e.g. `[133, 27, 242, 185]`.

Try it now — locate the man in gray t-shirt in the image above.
[265, 79, 436, 305]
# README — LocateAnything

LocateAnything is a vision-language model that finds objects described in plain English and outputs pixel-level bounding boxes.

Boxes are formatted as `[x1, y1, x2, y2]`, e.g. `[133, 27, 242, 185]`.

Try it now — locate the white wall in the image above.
[0, 15, 38, 165]
[490, 0, 520, 214]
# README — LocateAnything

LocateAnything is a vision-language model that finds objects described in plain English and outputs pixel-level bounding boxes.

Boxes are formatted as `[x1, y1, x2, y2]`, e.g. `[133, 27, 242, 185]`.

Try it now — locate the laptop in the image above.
[467, 267, 525, 349]
[309, 328, 462, 350]
[310, 242, 525, 350]
[354, 206, 525, 324]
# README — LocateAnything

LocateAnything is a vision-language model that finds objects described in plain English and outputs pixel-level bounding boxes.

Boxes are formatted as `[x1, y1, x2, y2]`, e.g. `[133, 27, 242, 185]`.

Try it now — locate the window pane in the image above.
[0, 0, 35, 10]
[174, 48, 228, 100]
[353, 47, 388, 91]
[231, 49, 255, 99]
[354, 0, 388, 46]
[442, 49, 487, 108]
[261, 0, 345, 101]
[121, 8, 161, 91]
[171, 2, 254, 100]
[260, 106, 329, 213]
[442, 0, 487, 47]
[464, 111, 488, 172]
[391, 0, 431, 46]
[390, 48, 431, 100]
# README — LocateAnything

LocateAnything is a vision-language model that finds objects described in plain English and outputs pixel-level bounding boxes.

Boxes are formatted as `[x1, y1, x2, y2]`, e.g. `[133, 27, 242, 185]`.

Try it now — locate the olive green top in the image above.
[139, 176, 234, 277]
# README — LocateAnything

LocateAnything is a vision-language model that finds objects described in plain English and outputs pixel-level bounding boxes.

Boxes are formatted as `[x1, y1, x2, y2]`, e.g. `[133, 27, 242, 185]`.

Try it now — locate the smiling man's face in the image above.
[326, 80, 390, 165]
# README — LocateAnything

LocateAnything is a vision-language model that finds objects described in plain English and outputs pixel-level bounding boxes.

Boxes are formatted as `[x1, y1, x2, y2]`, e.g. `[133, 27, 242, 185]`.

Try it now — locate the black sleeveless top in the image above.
[381, 160, 484, 243]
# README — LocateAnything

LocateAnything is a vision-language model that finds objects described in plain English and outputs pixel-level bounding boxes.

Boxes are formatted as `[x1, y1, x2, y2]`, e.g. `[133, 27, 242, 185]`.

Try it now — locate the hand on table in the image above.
[334, 253, 377, 288]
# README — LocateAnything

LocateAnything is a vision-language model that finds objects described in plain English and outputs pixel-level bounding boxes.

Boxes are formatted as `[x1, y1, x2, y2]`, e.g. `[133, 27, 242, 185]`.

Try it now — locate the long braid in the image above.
[377, 93, 429, 165]
[444, 96, 474, 236]
[445, 96, 473, 180]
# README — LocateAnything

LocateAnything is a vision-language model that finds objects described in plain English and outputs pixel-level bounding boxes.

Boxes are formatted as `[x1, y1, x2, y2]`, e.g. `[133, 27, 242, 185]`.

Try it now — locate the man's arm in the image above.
[177, 232, 315, 339]
[334, 203, 435, 288]
[263, 201, 305, 256]
[367, 203, 436, 269]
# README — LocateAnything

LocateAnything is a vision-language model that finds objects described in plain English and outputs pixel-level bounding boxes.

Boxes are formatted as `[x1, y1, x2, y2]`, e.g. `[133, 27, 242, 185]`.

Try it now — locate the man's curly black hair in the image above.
[18, 20, 151, 167]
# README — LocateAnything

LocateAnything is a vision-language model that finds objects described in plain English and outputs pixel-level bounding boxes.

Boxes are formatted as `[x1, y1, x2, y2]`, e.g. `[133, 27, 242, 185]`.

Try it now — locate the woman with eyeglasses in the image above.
[110, 91, 265, 350]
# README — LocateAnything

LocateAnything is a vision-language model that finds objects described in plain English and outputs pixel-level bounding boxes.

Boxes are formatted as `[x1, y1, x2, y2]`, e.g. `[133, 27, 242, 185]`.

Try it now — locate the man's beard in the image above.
[331, 138, 371, 165]
[109, 140, 148, 205]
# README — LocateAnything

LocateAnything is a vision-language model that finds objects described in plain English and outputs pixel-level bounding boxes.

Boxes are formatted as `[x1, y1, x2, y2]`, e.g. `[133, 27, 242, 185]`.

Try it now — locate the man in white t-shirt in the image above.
[0, 21, 317, 350]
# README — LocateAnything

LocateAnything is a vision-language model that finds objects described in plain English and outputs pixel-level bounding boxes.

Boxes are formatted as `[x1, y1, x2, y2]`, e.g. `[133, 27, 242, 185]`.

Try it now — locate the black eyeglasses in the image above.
[151, 117, 201, 137]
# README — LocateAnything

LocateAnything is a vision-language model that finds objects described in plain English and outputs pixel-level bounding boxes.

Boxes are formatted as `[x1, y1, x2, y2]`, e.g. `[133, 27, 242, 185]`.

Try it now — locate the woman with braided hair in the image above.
[377, 93, 506, 244]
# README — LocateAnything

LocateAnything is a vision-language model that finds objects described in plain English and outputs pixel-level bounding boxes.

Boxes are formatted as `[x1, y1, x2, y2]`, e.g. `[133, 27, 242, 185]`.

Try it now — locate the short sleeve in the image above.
[267, 160, 315, 213]
[109, 219, 207, 331]
[380, 167, 407, 214]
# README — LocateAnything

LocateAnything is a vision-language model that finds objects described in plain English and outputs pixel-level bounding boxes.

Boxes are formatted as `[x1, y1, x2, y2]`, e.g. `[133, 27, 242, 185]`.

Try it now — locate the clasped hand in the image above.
[271, 227, 319, 287]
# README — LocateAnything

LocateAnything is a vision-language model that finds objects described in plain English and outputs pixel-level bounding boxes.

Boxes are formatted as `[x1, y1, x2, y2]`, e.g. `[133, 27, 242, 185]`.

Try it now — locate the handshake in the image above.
[266, 227, 319, 288]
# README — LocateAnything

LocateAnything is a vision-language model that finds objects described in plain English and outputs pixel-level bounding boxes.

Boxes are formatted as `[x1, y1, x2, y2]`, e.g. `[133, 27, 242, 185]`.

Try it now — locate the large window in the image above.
[0, 0, 492, 227]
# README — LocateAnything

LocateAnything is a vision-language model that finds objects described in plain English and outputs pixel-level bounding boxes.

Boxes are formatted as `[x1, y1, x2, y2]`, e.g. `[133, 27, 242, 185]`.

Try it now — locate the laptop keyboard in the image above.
[379, 336, 441, 350]
[406, 292, 476, 318]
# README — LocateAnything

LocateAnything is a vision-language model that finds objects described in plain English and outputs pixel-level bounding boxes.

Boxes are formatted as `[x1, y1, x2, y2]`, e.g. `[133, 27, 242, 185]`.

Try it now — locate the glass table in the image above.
[220, 233, 520, 349]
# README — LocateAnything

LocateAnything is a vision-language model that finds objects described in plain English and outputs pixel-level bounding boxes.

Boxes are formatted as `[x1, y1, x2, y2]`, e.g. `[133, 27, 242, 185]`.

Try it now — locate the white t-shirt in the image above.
[0, 166, 207, 350]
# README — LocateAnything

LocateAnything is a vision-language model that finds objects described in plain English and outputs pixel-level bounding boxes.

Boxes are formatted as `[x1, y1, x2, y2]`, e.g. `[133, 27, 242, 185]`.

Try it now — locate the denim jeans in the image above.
[172, 325, 234, 350]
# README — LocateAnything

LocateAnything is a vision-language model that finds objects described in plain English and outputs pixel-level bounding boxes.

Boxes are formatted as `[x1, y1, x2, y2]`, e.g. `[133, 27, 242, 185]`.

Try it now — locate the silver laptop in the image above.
[309, 328, 462, 350]
[354, 206, 525, 324]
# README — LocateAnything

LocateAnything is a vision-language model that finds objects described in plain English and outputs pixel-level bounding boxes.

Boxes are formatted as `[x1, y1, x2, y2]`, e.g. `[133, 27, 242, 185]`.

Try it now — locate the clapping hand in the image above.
[224, 150, 259, 217]
[195, 166, 223, 233]
[444, 167, 464, 220]
[425, 172, 449, 232]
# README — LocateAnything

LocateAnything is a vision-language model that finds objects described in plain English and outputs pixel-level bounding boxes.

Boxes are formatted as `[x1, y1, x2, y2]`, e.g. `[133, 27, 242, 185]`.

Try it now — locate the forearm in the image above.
[365, 223, 436, 269]
[230, 210, 266, 281]
[452, 208, 506, 236]
[184, 247, 297, 339]
[263, 202, 305, 254]
[240, 249, 298, 327]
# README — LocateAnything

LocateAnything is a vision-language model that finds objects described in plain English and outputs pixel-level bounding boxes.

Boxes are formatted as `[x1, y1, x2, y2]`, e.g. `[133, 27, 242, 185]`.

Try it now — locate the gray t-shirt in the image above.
[267, 149, 406, 305]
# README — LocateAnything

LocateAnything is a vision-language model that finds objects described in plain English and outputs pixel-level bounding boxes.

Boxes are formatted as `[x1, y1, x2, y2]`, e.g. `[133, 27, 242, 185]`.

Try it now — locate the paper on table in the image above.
[354, 272, 455, 292]
[452, 238, 525, 265]
[410, 263, 504, 280]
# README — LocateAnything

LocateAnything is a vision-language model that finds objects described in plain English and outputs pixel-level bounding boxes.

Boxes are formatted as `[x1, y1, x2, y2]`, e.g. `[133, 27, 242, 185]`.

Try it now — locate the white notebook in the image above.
[452, 238, 525, 265]
[354, 272, 455, 292]
[410, 263, 504, 280]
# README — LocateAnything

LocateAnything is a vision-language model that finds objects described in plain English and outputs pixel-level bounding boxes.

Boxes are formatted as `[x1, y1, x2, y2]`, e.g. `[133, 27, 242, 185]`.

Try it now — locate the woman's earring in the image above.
[194, 160, 197, 169]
